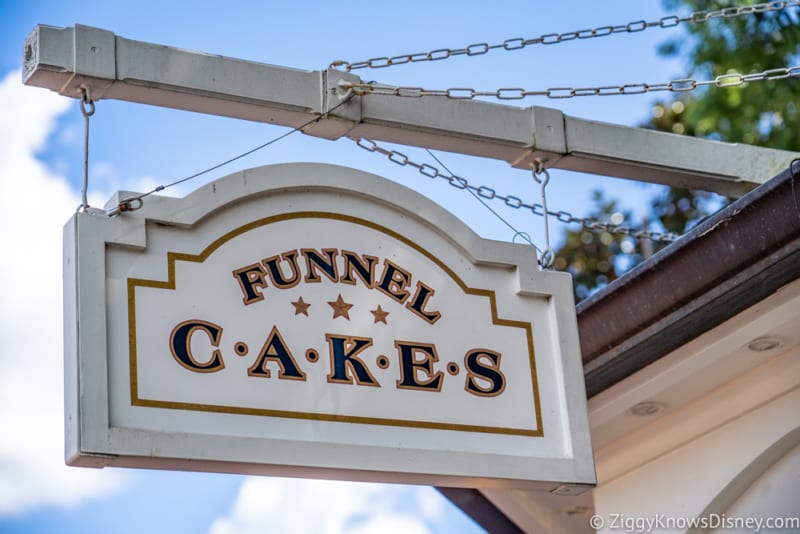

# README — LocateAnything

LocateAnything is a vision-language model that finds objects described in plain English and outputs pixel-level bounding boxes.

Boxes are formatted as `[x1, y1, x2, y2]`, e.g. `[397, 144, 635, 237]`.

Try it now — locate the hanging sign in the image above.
[64, 163, 595, 491]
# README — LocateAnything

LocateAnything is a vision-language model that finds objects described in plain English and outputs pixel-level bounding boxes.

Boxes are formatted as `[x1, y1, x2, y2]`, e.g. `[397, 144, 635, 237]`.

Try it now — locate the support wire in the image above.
[107, 96, 355, 216]
[424, 149, 547, 267]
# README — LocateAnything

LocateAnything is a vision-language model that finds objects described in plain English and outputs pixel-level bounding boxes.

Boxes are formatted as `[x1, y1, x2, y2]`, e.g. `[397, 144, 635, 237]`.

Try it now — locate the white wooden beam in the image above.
[23, 24, 800, 197]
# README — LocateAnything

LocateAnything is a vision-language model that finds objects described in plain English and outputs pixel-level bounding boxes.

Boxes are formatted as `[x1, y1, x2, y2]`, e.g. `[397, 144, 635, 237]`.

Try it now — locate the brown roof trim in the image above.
[579, 163, 800, 397]
[437, 487, 524, 533]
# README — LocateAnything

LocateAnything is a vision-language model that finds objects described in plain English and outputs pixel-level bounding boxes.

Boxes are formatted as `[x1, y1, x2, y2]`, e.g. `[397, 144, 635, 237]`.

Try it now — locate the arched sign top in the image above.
[65, 163, 594, 492]
[108, 163, 544, 276]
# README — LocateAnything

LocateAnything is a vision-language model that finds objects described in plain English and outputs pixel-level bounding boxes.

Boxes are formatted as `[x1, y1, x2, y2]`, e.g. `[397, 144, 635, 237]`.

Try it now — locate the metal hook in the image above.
[532, 158, 547, 177]
[106, 197, 144, 217]
[336, 80, 355, 100]
[533, 160, 555, 269]
[78, 85, 95, 212]
[79, 85, 95, 117]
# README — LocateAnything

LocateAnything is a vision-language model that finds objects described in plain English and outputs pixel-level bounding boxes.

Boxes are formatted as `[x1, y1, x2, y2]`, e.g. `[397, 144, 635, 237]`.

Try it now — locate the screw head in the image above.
[746, 336, 783, 352]
[629, 401, 665, 416]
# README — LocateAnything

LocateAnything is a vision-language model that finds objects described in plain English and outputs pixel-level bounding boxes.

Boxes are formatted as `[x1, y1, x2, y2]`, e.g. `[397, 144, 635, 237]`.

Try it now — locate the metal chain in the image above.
[355, 138, 679, 243]
[79, 85, 96, 212]
[343, 65, 800, 101]
[331, 1, 800, 71]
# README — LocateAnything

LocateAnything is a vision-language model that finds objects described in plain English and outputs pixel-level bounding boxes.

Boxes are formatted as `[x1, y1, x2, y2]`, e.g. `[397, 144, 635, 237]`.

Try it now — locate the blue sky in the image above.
[0, 1, 694, 533]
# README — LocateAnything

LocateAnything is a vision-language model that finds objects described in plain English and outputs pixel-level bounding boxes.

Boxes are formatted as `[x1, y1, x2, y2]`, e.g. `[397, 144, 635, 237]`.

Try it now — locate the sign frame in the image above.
[64, 162, 595, 491]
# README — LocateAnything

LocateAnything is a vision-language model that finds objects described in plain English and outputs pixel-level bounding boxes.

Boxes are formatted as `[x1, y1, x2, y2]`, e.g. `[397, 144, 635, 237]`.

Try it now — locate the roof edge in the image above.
[578, 162, 800, 397]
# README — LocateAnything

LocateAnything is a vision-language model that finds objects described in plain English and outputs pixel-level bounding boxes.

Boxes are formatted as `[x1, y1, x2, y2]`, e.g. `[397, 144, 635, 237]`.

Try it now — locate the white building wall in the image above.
[592, 387, 800, 533]
[714, 443, 800, 533]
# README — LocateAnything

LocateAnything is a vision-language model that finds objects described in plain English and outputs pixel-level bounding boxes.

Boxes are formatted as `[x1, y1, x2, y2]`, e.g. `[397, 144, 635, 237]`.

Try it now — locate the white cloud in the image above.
[350, 514, 431, 534]
[0, 70, 128, 515]
[209, 477, 444, 534]
[85, 161, 162, 210]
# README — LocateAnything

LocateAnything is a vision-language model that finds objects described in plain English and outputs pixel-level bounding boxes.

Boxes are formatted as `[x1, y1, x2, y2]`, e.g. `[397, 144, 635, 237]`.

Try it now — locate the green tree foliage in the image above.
[657, 0, 800, 149]
[555, 0, 800, 301]
[552, 191, 644, 301]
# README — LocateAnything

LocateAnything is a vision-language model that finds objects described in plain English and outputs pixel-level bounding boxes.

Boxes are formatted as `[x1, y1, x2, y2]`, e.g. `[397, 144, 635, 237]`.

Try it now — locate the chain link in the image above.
[355, 138, 679, 243]
[343, 65, 800, 101]
[331, 1, 800, 71]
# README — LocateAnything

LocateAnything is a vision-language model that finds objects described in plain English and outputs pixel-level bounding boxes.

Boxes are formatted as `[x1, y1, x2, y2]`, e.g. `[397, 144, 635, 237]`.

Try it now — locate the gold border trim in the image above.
[128, 212, 543, 437]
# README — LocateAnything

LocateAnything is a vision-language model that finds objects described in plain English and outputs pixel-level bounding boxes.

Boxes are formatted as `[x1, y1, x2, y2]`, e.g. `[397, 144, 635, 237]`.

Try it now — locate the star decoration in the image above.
[371, 305, 389, 324]
[328, 294, 353, 320]
[291, 296, 311, 316]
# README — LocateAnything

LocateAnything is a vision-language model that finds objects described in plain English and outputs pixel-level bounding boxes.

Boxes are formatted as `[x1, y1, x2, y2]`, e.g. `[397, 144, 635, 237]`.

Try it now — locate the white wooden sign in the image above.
[64, 163, 595, 491]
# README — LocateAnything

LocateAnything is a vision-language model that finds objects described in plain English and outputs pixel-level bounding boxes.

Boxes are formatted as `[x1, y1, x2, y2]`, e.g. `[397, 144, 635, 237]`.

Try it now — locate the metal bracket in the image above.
[300, 68, 363, 140]
[24, 24, 116, 100]
[22, 24, 800, 197]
